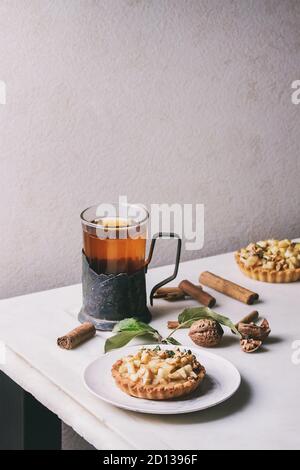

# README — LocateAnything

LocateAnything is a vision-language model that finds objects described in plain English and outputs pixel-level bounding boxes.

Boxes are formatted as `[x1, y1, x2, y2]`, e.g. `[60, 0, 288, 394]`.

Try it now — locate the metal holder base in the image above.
[78, 253, 151, 331]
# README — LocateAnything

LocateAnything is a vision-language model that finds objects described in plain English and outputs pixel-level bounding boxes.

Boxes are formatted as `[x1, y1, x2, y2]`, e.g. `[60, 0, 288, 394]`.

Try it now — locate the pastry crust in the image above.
[235, 252, 300, 283]
[111, 348, 206, 400]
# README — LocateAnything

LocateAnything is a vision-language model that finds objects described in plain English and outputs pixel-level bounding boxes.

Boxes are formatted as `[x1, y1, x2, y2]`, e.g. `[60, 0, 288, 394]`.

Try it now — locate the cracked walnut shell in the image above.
[189, 319, 224, 348]
[240, 338, 262, 353]
[238, 319, 271, 341]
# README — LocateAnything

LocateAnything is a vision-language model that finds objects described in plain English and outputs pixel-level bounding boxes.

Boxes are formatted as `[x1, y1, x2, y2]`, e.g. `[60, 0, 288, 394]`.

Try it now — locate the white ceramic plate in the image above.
[83, 344, 241, 414]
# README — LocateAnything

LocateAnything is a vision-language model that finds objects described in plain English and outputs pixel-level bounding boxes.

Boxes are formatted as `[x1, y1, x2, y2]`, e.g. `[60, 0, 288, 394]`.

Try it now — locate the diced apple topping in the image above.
[238, 239, 300, 271]
[118, 348, 200, 386]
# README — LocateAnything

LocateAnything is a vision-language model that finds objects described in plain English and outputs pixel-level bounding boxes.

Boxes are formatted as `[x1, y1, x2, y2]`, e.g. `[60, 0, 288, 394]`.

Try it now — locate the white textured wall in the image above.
[1, 0, 300, 299]
[1, 0, 300, 450]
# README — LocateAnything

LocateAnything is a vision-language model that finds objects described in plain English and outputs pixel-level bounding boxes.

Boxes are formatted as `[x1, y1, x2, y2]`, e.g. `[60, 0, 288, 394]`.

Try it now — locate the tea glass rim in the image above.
[80, 203, 149, 231]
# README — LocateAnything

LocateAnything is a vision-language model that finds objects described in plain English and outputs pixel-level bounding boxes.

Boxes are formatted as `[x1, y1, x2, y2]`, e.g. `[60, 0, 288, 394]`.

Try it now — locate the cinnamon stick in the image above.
[155, 287, 183, 296]
[178, 280, 216, 308]
[57, 322, 96, 350]
[235, 310, 259, 328]
[153, 287, 186, 301]
[199, 271, 259, 305]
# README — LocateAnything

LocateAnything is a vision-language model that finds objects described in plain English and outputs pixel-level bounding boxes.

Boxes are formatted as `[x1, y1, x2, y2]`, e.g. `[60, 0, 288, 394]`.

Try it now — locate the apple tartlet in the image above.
[111, 347, 206, 400]
[235, 239, 300, 283]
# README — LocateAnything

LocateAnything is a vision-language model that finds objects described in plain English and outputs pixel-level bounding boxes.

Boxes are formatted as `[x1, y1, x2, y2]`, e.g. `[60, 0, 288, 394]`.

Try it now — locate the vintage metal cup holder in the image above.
[78, 202, 182, 331]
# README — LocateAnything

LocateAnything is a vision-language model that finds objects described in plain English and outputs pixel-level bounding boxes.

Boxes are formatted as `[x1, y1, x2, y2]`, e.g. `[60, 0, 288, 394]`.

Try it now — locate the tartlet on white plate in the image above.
[111, 347, 206, 400]
[235, 239, 300, 283]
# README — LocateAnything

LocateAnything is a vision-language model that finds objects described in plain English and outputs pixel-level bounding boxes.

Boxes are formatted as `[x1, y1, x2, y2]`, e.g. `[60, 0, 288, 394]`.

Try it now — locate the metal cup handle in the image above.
[145, 232, 182, 306]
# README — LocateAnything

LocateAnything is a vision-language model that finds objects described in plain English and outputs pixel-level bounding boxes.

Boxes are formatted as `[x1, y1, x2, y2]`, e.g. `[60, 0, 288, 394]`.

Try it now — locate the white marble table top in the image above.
[1, 250, 300, 450]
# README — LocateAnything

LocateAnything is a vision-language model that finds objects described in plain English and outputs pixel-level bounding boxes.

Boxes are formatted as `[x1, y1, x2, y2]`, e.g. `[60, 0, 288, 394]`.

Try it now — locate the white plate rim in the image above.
[83, 344, 241, 414]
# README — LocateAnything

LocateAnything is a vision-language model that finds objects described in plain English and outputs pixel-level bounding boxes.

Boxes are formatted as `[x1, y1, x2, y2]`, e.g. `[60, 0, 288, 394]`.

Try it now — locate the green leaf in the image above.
[178, 307, 241, 337]
[113, 317, 157, 334]
[105, 318, 163, 352]
[162, 337, 182, 346]
[105, 330, 157, 353]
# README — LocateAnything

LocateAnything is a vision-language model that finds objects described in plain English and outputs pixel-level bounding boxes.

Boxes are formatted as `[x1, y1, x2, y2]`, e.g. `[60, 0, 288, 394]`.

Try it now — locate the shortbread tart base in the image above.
[112, 359, 206, 400]
[235, 253, 300, 283]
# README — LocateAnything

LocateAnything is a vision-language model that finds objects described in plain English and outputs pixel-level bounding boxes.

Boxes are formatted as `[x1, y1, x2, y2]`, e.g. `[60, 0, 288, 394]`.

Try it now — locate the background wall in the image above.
[0, 0, 300, 449]
[1, 0, 300, 299]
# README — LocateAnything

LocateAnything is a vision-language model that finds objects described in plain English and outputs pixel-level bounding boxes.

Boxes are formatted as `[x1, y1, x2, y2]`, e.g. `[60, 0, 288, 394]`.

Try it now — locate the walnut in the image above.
[240, 338, 262, 353]
[189, 319, 223, 348]
[237, 319, 270, 341]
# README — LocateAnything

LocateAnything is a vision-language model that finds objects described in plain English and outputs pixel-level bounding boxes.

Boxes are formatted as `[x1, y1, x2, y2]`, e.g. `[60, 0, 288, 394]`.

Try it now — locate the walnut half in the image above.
[240, 338, 262, 353]
[237, 319, 271, 341]
[238, 318, 270, 353]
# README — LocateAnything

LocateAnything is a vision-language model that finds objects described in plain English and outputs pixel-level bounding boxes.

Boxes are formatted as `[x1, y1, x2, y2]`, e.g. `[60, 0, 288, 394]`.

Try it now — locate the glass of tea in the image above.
[81, 203, 148, 275]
